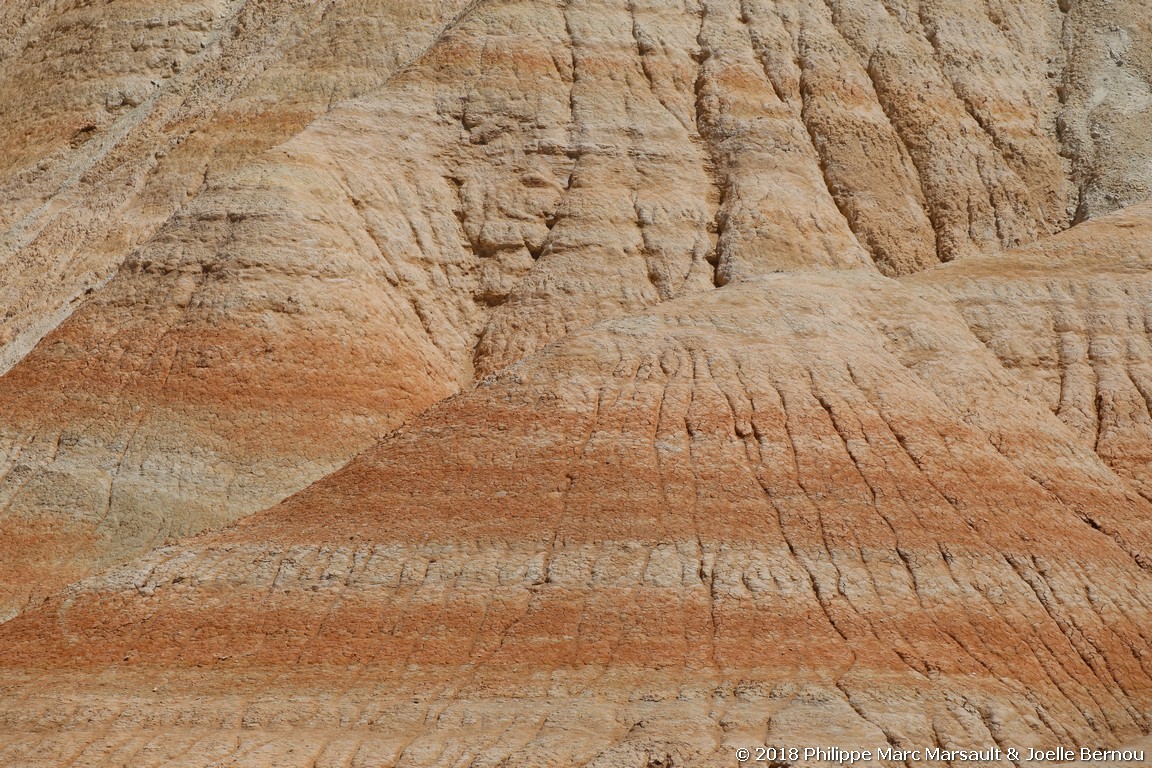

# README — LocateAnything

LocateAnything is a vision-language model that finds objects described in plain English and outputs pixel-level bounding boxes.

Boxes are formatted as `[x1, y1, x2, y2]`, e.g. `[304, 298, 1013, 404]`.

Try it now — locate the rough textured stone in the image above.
[911, 201, 1152, 509]
[0, 0, 475, 372]
[6, 273, 1152, 765]
[2, 0, 1152, 765]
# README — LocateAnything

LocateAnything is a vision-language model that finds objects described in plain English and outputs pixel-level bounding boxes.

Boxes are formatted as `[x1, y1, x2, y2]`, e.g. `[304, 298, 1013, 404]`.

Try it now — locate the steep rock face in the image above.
[1059, 1, 1152, 220]
[2, 0, 1152, 764]
[0, 0, 484, 616]
[910, 202, 1152, 505]
[5, 273, 1152, 765]
[0, 0, 474, 372]
[5, 0, 1152, 619]
[0, 158, 465, 616]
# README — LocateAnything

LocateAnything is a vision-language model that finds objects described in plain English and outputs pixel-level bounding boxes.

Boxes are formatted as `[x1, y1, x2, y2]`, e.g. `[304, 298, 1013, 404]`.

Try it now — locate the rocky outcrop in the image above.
[911, 201, 1152, 506]
[0, 0, 482, 615]
[5, 0, 1152, 619]
[2, 0, 1152, 765]
[6, 271, 1152, 765]
[0, 0, 475, 372]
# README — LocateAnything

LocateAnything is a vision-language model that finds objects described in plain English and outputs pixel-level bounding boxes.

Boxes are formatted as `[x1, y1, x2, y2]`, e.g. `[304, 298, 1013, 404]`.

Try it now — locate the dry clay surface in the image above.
[2, 0, 1152, 766]
[6, 270, 1152, 765]
[4, 0, 1152, 616]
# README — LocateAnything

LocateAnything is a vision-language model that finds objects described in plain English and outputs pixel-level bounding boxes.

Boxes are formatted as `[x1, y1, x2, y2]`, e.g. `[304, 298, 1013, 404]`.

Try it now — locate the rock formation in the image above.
[1, 0, 1152, 765]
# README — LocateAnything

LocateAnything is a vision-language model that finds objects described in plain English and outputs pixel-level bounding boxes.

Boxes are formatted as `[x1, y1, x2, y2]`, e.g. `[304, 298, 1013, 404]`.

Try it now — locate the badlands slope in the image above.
[2, 0, 1152, 765]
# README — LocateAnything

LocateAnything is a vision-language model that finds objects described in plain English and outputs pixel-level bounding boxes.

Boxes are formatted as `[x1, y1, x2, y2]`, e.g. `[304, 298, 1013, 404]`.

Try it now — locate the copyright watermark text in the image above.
[733, 745, 1146, 764]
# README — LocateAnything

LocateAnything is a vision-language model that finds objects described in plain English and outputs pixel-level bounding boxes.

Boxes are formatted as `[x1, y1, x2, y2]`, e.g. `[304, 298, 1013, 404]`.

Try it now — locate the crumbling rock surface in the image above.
[2, 0, 1152, 765]
[0, 0, 475, 372]
[911, 202, 1152, 501]
[6, 273, 1152, 765]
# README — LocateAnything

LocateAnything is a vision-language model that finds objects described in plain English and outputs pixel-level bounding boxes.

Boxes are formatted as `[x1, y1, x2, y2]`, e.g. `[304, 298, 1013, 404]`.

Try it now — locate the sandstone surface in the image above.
[2, 0, 1152, 765]
[911, 202, 1152, 500]
[7, 272, 1152, 765]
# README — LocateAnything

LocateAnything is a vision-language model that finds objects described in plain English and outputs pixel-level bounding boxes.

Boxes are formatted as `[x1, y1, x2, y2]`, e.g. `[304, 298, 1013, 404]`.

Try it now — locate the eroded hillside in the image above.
[1, 0, 1152, 765]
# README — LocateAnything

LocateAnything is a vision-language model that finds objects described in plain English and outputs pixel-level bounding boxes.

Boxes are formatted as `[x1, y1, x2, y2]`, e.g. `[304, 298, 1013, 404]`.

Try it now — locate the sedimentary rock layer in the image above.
[912, 202, 1152, 501]
[2, 0, 1152, 765]
[0, 0, 475, 372]
[4, 0, 1152, 620]
[5, 273, 1152, 765]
